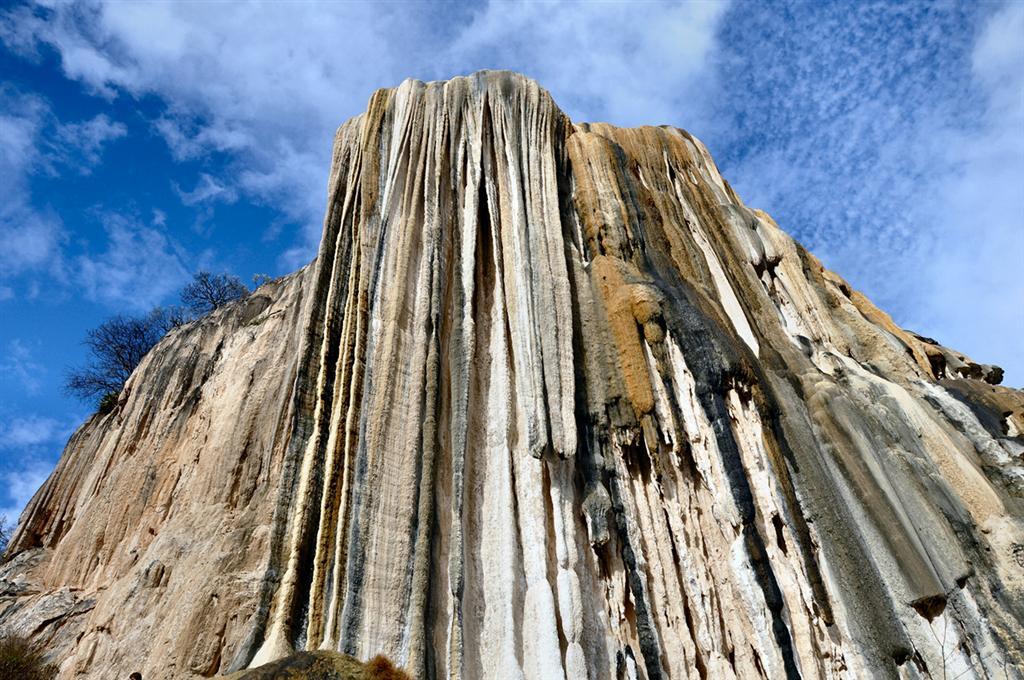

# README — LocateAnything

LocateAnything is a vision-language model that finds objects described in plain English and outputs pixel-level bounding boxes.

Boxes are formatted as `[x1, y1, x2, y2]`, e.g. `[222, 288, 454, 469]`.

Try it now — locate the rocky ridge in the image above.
[2, 71, 1022, 679]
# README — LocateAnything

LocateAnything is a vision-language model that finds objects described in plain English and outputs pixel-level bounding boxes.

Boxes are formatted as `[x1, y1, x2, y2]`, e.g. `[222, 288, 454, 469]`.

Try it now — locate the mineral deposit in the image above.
[2, 71, 1022, 680]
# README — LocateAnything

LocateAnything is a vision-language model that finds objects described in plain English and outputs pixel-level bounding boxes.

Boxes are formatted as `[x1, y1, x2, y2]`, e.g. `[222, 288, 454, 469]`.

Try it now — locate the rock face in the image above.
[2, 71, 1023, 680]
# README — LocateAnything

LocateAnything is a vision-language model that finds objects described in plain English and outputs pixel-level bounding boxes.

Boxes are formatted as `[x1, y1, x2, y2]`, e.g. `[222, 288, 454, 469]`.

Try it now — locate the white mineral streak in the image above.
[548, 459, 590, 680]
[475, 261, 523, 680]
[3, 72, 1022, 680]
[671, 174, 761, 357]
[726, 390, 846, 677]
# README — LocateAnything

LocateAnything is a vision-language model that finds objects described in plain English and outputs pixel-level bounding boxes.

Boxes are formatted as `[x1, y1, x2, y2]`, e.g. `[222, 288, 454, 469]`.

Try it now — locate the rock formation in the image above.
[2, 71, 1022, 680]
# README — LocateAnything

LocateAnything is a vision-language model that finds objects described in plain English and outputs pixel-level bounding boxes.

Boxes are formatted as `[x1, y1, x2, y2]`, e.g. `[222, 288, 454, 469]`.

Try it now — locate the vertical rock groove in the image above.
[3, 71, 1022, 680]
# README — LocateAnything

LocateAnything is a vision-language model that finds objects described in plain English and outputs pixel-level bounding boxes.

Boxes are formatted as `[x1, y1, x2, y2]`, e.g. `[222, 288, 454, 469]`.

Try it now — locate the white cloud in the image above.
[448, 2, 725, 126]
[0, 339, 45, 395]
[53, 112, 127, 171]
[154, 115, 254, 162]
[0, 88, 126, 178]
[174, 172, 238, 207]
[0, 460, 55, 528]
[0, 89, 66, 280]
[0, 415, 61, 448]
[0, 201, 64, 277]
[0, 87, 127, 289]
[0, 90, 46, 168]
[76, 212, 190, 310]
[0, 412, 77, 526]
[911, 2, 1024, 382]
[1, 1, 728, 266]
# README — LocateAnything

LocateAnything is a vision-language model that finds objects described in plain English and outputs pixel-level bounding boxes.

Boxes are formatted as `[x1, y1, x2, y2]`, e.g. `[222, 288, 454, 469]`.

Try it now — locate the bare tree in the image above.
[180, 271, 248, 316]
[63, 272, 250, 413]
[64, 310, 168, 408]
[150, 305, 192, 333]
[252, 273, 273, 288]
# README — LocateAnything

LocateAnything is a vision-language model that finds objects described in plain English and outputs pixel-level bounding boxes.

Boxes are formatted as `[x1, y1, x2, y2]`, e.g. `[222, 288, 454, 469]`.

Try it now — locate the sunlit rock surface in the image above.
[2, 71, 1022, 680]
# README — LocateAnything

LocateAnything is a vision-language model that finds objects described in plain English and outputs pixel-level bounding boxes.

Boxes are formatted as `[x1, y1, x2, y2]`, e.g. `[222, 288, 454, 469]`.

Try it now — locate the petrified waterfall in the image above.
[2, 71, 1023, 680]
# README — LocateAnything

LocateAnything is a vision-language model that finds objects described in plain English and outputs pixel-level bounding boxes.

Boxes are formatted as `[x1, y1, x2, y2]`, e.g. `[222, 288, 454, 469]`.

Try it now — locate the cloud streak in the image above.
[175, 173, 238, 207]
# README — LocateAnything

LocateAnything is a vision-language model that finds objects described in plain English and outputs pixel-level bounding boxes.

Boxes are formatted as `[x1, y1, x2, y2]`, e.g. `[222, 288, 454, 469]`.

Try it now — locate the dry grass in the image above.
[363, 655, 411, 680]
[0, 635, 58, 680]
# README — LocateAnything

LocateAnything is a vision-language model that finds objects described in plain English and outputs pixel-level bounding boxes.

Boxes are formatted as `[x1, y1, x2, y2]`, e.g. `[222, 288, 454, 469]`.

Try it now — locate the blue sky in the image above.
[1, 0, 1021, 526]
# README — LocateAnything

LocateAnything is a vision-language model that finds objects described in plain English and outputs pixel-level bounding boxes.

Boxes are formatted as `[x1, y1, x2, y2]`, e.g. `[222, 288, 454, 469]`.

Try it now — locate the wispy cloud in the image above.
[0, 201, 64, 279]
[1, 1, 727, 269]
[1, 88, 126, 178]
[0, 88, 65, 283]
[0, 415, 62, 448]
[710, 1, 1023, 383]
[918, 2, 1024, 382]
[76, 212, 190, 310]
[0, 412, 79, 526]
[447, 1, 724, 127]
[0, 86, 128, 294]
[0, 460, 56, 527]
[0, 339, 45, 395]
[53, 112, 126, 172]
[174, 172, 238, 207]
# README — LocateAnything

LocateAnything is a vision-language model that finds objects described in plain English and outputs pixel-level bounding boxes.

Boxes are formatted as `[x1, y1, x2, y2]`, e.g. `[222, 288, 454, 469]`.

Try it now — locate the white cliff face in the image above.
[2, 71, 1023, 680]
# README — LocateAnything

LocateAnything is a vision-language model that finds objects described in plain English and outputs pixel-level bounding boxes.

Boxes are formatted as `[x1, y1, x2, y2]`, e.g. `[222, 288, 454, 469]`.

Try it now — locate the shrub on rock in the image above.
[0, 635, 58, 680]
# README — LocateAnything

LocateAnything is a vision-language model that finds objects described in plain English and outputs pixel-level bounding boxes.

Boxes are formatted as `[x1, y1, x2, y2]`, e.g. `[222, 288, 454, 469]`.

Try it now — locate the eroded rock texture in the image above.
[3, 71, 1023, 680]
